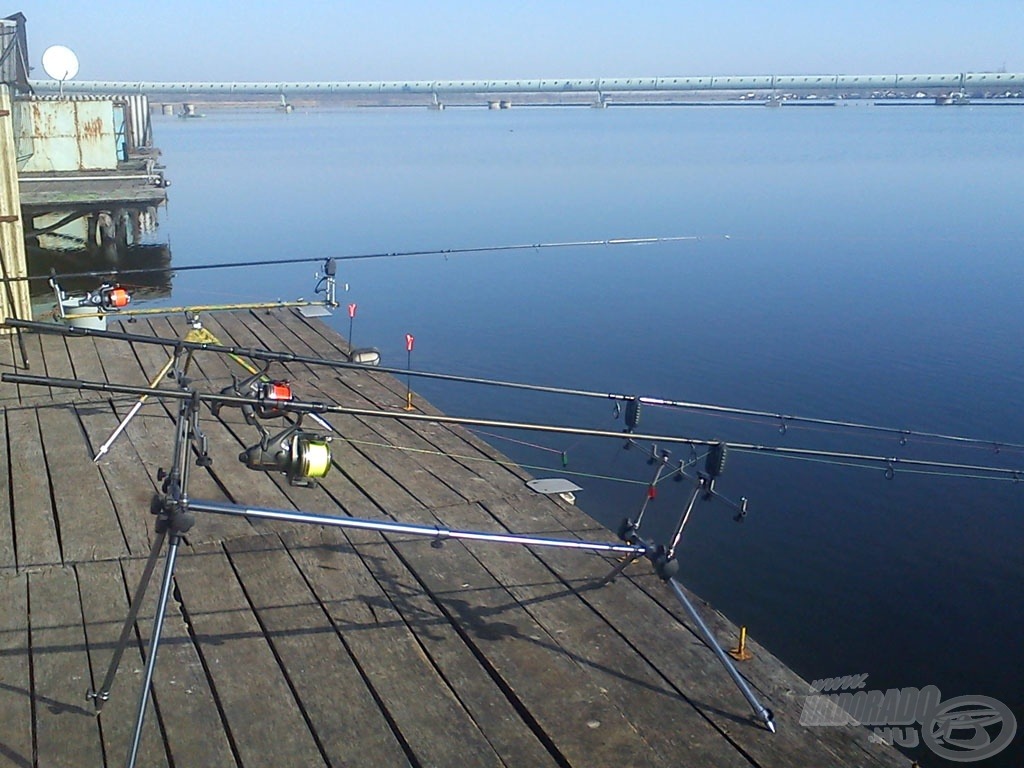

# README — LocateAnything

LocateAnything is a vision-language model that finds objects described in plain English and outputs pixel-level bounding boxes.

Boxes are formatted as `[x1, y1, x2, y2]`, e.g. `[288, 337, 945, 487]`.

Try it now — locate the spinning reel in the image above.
[51, 278, 132, 321]
[238, 418, 332, 487]
[81, 282, 131, 310]
[213, 367, 332, 486]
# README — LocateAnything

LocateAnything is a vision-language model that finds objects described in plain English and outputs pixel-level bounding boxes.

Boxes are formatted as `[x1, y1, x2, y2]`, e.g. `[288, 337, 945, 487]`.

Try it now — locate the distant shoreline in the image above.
[151, 91, 1024, 112]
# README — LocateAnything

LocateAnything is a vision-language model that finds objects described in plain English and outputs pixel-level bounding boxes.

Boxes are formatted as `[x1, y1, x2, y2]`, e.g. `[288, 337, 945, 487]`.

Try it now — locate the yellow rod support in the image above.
[729, 626, 753, 661]
[404, 391, 415, 411]
[92, 353, 178, 461]
[61, 299, 321, 321]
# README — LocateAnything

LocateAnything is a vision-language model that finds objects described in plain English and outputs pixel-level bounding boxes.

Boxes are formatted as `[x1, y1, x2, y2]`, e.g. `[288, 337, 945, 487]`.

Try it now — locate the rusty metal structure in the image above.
[1, 13, 168, 280]
[0, 13, 31, 95]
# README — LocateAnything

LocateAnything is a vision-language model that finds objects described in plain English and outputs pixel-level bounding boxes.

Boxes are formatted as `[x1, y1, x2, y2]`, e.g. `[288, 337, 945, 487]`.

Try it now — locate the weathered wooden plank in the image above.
[285, 527, 507, 768]
[118, 552, 238, 766]
[622, 569, 909, 767]
[36, 405, 129, 563]
[118, 318, 182, 388]
[282, 442, 663, 765]
[279, 510, 563, 768]
[311, 390, 467, 512]
[278, 309, 535, 484]
[36, 329, 78, 403]
[214, 311, 520, 509]
[74, 405, 157, 557]
[156, 314, 239, 387]
[284, 521, 575, 768]
[75, 559, 169, 768]
[481, 494, 907, 768]
[0, 571, 32, 768]
[0, 332, 21, 405]
[275, 310, 351, 359]
[28, 566, 105, 767]
[422, 499, 750, 767]
[297, 369, 496, 504]
[7, 406, 62, 568]
[63, 334, 107, 390]
[214, 310, 304, 381]
[172, 542, 327, 767]
[225, 533, 414, 767]
[2, 330, 62, 407]
[0, 409, 15, 569]
[212, 315, 471, 520]
[341, 522, 659, 767]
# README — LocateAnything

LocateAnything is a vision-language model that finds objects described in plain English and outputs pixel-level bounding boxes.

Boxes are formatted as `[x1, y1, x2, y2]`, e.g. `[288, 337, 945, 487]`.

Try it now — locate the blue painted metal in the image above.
[27, 71, 1024, 97]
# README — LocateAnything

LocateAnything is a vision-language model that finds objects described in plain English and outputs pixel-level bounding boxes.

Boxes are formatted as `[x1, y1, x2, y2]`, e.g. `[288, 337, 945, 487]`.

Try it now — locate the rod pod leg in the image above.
[88, 528, 167, 710]
[665, 578, 776, 733]
[124, 532, 182, 768]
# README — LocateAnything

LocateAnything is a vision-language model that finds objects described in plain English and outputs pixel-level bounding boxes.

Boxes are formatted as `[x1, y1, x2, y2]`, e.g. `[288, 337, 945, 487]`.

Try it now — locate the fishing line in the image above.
[0, 235, 707, 284]
[336, 435, 651, 487]
[468, 427, 568, 456]
[743, 448, 1023, 483]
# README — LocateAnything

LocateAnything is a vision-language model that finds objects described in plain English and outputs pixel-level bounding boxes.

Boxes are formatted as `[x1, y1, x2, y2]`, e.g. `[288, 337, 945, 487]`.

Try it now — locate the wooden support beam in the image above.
[0, 84, 32, 325]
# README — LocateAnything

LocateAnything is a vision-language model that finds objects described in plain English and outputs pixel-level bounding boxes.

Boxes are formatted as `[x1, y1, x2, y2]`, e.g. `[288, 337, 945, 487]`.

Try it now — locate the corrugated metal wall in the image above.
[15, 99, 118, 172]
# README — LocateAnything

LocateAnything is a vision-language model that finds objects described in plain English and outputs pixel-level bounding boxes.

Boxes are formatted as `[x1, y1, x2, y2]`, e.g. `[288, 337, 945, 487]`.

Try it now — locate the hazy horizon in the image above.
[11, 2, 1023, 83]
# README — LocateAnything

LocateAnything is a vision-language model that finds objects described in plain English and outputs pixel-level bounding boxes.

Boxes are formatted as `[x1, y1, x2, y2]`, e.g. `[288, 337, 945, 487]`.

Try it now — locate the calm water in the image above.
[146, 104, 1022, 765]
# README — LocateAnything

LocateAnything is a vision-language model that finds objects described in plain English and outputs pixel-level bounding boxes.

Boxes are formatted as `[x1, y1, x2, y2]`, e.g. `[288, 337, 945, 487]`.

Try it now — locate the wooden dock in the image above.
[0, 308, 910, 767]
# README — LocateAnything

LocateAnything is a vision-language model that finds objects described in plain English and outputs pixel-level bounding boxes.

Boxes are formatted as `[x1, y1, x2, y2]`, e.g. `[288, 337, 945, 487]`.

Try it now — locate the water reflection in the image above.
[25, 242, 173, 315]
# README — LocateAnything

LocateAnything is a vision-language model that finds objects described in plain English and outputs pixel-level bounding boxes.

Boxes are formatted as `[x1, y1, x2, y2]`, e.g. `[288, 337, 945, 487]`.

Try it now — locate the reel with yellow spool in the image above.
[239, 418, 332, 487]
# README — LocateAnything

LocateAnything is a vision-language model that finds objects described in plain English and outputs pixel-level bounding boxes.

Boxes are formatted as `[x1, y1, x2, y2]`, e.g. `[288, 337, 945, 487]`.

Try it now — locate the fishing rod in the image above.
[5, 372, 1021, 482]
[8, 316, 1021, 456]
[0, 235, 706, 284]
[46, 259, 339, 322]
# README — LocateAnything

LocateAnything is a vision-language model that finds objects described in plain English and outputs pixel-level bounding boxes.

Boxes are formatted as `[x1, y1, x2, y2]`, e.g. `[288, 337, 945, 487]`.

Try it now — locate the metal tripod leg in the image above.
[125, 532, 183, 768]
[599, 552, 643, 585]
[88, 528, 167, 710]
[666, 578, 776, 733]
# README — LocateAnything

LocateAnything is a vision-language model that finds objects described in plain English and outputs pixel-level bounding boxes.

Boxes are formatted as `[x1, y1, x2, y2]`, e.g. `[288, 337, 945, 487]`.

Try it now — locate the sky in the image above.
[10, 1, 1024, 83]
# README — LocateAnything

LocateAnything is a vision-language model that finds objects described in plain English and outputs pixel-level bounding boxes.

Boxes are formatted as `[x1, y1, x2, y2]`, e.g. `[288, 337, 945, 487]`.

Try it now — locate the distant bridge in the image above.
[28, 71, 1024, 99]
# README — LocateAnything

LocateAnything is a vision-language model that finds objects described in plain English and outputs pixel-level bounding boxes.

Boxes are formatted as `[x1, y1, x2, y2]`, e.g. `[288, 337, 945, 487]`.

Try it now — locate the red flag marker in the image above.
[346, 303, 357, 348]
[406, 333, 415, 352]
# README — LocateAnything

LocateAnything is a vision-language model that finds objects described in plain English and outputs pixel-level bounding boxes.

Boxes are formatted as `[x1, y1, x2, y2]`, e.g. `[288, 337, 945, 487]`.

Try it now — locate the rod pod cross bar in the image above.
[7, 316, 1022, 456]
